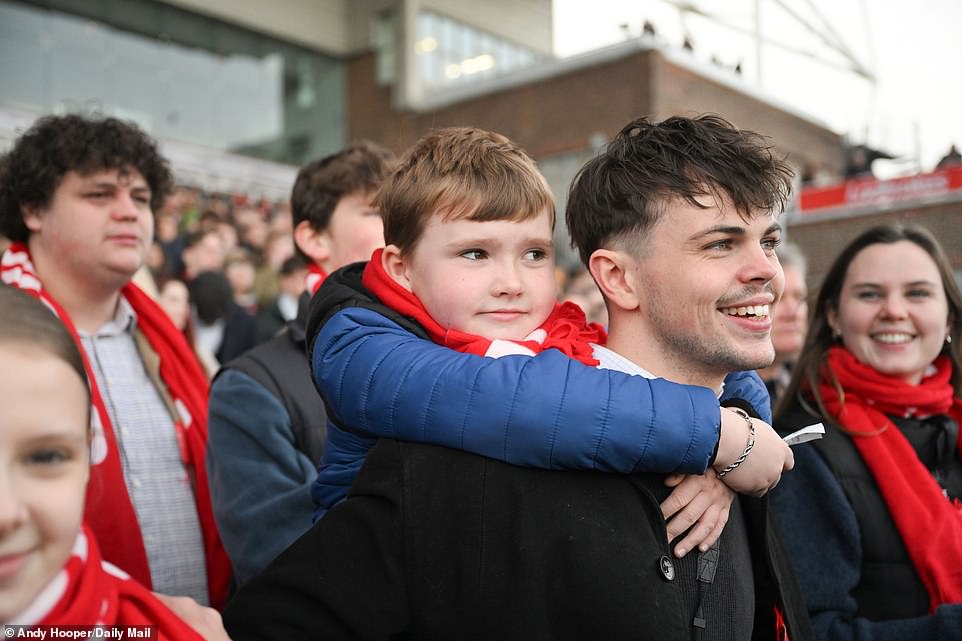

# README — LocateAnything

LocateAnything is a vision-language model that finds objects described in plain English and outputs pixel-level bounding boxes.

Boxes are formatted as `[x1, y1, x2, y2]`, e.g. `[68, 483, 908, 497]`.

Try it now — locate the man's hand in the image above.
[661, 469, 734, 558]
[154, 593, 232, 641]
[713, 407, 794, 497]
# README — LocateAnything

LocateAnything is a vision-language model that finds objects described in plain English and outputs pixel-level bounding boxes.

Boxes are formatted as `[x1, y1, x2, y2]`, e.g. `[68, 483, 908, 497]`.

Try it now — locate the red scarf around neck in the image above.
[306, 262, 328, 295]
[361, 248, 606, 365]
[1, 243, 231, 609]
[11, 525, 205, 637]
[820, 346, 962, 608]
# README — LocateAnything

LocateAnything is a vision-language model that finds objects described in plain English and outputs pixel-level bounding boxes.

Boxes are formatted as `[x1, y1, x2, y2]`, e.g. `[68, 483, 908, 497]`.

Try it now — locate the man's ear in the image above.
[588, 248, 641, 313]
[381, 244, 413, 292]
[294, 220, 330, 266]
[22, 204, 43, 233]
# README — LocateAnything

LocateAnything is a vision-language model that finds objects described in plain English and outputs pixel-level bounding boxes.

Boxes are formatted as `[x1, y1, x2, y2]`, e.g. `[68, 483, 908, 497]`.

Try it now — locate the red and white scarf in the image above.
[820, 346, 962, 608]
[1, 243, 231, 609]
[361, 248, 606, 365]
[11, 525, 205, 637]
[305, 263, 328, 296]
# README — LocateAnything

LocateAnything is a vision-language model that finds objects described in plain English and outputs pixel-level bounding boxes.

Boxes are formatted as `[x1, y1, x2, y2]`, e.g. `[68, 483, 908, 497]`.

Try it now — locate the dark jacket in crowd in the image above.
[188, 270, 259, 363]
[771, 403, 962, 641]
[206, 293, 327, 583]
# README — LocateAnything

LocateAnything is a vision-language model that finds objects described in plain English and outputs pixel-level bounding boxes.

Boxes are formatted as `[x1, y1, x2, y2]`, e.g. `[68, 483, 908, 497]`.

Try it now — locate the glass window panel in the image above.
[49, 49, 106, 112]
[0, 3, 47, 110]
[416, 10, 544, 91]
[0, 0, 342, 165]
[374, 9, 396, 85]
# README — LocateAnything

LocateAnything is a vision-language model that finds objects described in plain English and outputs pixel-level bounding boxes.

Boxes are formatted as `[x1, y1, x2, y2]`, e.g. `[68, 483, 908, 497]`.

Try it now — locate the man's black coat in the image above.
[225, 438, 813, 641]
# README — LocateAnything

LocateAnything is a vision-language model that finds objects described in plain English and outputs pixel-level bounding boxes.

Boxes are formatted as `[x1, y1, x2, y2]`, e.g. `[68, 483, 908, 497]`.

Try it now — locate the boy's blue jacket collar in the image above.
[306, 260, 429, 364]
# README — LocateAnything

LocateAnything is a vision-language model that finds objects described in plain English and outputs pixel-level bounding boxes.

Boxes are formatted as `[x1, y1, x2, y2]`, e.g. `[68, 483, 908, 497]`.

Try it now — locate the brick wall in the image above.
[346, 47, 844, 173]
[788, 200, 962, 289]
[347, 50, 655, 157]
[651, 59, 844, 175]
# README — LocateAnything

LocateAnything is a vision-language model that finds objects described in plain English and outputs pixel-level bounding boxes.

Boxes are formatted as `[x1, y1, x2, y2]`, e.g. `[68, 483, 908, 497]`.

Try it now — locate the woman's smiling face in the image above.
[829, 240, 951, 384]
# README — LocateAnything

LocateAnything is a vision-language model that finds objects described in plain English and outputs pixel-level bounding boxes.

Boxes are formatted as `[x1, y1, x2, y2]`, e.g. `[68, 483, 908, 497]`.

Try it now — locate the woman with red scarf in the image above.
[0, 286, 223, 639]
[771, 224, 962, 641]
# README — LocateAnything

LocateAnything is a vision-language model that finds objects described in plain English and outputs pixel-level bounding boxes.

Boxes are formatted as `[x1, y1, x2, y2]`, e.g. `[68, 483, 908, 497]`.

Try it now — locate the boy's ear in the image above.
[589, 248, 641, 313]
[381, 244, 413, 292]
[294, 220, 330, 266]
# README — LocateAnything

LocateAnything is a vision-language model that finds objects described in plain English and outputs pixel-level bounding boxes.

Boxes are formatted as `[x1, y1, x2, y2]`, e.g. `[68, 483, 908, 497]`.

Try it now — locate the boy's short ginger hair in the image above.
[377, 127, 555, 255]
[566, 114, 794, 265]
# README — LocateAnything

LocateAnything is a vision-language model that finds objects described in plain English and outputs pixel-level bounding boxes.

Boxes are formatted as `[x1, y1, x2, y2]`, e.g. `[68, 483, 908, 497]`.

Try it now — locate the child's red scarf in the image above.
[1, 243, 231, 609]
[820, 346, 962, 608]
[12, 525, 205, 638]
[361, 248, 606, 365]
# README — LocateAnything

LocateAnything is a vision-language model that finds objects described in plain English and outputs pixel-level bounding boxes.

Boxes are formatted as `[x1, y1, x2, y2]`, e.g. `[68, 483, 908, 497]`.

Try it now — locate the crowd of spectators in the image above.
[143, 186, 305, 376]
[1, 112, 960, 641]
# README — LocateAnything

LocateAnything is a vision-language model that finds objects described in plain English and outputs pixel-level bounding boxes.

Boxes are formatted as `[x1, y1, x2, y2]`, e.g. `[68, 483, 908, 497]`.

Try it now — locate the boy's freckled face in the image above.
[401, 210, 558, 340]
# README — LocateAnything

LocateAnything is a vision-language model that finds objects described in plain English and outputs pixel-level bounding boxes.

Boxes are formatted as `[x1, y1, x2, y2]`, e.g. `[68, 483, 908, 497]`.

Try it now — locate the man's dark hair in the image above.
[279, 254, 309, 277]
[188, 270, 234, 325]
[0, 114, 174, 242]
[566, 114, 794, 265]
[290, 141, 396, 231]
[183, 228, 220, 251]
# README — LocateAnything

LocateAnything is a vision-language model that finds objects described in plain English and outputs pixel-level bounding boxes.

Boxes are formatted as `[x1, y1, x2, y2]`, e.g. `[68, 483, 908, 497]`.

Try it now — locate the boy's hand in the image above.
[714, 408, 794, 497]
[661, 469, 734, 558]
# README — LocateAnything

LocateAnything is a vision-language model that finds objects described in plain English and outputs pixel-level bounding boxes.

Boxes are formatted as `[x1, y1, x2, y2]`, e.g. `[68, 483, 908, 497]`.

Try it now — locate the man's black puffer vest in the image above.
[217, 293, 327, 464]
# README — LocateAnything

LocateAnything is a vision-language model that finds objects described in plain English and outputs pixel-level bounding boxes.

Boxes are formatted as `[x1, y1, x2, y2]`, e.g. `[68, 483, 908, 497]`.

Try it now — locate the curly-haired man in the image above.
[0, 114, 231, 608]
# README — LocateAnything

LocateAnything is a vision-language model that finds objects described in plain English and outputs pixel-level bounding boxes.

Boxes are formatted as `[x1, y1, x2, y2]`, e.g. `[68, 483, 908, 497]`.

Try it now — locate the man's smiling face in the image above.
[622, 192, 784, 386]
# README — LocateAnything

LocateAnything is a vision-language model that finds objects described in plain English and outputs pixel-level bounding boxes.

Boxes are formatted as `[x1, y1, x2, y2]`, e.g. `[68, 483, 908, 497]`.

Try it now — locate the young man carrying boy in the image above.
[224, 119, 810, 640]
[307, 127, 791, 540]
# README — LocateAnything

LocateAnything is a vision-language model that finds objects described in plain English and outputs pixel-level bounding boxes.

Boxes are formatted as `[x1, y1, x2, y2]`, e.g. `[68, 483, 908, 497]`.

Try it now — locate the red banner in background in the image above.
[799, 166, 962, 213]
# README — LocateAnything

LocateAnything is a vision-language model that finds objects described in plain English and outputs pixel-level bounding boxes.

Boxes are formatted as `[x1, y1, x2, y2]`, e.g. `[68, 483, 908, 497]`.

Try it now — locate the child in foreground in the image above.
[307, 127, 793, 556]
[0, 286, 223, 638]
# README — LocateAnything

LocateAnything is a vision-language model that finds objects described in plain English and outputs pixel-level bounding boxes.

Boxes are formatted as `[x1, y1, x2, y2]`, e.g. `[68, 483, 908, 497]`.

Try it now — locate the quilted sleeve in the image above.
[720, 369, 773, 423]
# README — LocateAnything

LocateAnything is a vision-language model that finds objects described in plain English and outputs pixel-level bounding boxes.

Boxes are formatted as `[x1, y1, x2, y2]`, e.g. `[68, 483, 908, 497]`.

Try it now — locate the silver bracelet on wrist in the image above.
[717, 407, 756, 478]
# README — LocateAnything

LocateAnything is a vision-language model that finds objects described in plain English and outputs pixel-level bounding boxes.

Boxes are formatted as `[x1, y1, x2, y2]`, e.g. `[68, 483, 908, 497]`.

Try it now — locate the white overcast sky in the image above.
[553, 0, 962, 177]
